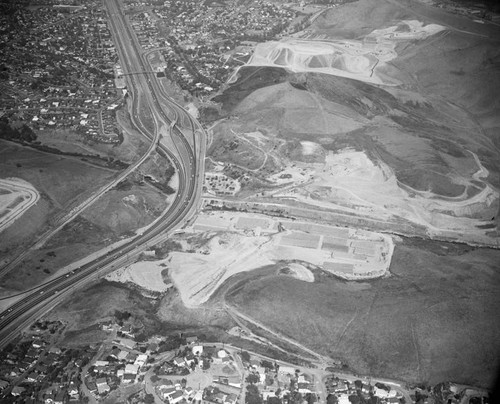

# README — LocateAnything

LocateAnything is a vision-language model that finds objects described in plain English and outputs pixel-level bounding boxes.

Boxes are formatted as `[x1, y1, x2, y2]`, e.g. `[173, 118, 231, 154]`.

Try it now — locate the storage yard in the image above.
[167, 212, 393, 307]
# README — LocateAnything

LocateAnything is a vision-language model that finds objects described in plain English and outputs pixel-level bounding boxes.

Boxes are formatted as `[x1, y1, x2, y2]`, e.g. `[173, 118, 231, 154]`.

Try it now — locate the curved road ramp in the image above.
[0, 178, 39, 233]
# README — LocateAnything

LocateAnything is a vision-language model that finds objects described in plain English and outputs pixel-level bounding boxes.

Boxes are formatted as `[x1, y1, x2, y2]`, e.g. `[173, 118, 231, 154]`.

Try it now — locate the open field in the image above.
[0, 182, 169, 292]
[81, 183, 169, 234]
[208, 124, 270, 171]
[0, 140, 118, 266]
[224, 237, 500, 388]
[0, 237, 107, 292]
[0, 140, 117, 209]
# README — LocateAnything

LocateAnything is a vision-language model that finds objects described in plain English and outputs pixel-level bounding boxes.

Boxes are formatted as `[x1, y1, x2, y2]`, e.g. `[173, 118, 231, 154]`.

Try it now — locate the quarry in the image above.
[242, 20, 446, 86]
[266, 148, 499, 246]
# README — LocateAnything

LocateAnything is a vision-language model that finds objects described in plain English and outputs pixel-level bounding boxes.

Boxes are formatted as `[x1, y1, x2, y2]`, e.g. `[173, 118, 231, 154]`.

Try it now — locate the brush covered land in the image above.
[224, 237, 500, 388]
[0, 130, 172, 293]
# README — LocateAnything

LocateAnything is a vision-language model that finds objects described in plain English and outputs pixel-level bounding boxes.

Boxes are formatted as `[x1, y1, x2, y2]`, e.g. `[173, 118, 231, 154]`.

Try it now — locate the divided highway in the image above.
[0, 0, 206, 348]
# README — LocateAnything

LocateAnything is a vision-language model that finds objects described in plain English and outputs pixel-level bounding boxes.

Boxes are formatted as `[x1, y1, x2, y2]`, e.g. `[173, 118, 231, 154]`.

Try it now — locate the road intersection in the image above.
[0, 0, 206, 349]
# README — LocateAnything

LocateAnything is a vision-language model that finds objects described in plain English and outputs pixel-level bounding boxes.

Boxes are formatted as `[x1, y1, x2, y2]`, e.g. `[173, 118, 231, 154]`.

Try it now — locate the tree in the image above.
[306, 393, 317, 404]
[246, 384, 262, 404]
[348, 395, 360, 404]
[290, 392, 303, 404]
[261, 360, 274, 369]
[246, 374, 260, 384]
[241, 351, 251, 362]
[144, 393, 154, 404]
[327, 394, 339, 404]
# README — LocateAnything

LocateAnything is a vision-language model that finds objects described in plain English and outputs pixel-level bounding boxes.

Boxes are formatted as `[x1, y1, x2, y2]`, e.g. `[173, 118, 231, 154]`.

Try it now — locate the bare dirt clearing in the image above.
[165, 211, 393, 308]
[270, 148, 498, 245]
[246, 19, 444, 85]
[0, 183, 170, 291]
[105, 261, 173, 293]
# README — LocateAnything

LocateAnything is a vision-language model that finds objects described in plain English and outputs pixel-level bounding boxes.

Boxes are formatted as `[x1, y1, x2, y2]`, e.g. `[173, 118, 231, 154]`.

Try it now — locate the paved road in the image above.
[143, 351, 176, 404]
[0, 0, 206, 349]
[0, 178, 40, 233]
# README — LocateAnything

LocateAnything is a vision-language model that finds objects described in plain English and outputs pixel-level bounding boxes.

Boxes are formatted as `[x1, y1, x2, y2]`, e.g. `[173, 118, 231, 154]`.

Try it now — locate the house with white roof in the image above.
[134, 354, 148, 367]
[125, 364, 139, 374]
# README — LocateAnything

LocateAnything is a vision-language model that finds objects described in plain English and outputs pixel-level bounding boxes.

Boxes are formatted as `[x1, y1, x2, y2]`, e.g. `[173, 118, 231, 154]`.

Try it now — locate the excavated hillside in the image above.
[208, 0, 500, 242]
[200, 0, 500, 387]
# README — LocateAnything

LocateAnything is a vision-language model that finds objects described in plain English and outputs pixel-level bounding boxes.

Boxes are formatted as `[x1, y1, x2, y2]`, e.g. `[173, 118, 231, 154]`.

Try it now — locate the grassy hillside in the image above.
[225, 239, 500, 388]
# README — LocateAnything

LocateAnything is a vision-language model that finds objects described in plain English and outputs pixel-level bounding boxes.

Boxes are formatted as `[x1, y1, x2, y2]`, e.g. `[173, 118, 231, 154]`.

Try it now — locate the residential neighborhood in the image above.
[0, 311, 491, 404]
[0, 0, 124, 144]
[126, 0, 299, 95]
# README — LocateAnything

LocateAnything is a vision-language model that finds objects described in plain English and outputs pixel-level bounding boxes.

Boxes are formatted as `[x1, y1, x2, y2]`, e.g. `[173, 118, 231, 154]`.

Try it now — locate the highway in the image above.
[0, 0, 206, 348]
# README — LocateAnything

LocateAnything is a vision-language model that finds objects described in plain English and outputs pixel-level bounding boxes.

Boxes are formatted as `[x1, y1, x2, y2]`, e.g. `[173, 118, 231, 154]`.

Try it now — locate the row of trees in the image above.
[0, 117, 37, 142]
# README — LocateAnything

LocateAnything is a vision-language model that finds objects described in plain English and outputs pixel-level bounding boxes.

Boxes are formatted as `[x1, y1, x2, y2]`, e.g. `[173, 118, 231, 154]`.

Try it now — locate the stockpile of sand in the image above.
[283, 263, 315, 282]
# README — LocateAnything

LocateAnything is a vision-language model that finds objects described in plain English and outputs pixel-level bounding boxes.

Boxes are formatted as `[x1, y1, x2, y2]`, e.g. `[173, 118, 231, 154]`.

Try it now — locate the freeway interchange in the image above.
[0, 0, 206, 348]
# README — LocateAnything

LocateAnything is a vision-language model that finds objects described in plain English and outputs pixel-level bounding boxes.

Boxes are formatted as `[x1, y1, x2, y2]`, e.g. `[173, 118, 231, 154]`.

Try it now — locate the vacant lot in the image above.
[0, 236, 107, 292]
[0, 141, 118, 266]
[226, 238, 500, 388]
[0, 141, 117, 208]
[0, 182, 169, 292]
